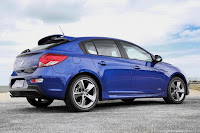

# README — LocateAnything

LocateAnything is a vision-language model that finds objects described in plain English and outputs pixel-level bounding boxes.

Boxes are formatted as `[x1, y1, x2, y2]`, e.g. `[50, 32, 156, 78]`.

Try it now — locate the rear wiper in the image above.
[21, 49, 30, 54]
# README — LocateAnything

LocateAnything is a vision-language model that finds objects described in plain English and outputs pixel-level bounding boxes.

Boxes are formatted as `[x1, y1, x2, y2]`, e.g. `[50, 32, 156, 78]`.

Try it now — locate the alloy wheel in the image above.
[170, 80, 185, 102]
[72, 78, 97, 109]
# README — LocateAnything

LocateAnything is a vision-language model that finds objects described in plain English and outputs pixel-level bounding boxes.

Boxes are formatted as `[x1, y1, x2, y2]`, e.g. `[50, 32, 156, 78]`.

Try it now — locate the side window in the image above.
[121, 42, 152, 62]
[84, 42, 97, 55]
[93, 41, 121, 57]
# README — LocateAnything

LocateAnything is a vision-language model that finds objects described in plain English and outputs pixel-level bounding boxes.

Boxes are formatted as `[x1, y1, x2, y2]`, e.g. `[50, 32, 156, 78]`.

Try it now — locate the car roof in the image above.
[76, 36, 121, 41]
[47, 34, 153, 57]
[43, 34, 129, 43]
[59, 35, 125, 42]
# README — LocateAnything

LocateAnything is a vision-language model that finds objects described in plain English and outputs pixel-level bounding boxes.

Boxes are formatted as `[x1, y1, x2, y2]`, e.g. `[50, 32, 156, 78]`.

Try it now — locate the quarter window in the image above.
[84, 42, 97, 55]
[121, 42, 152, 61]
[93, 41, 121, 57]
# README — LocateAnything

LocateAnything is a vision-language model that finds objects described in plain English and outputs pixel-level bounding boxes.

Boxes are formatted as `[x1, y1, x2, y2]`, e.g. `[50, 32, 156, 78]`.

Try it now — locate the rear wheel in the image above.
[26, 98, 53, 107]
[121, 99, 135, 103]
[163, 77, 186, 104]
[65, 75, 99, 112]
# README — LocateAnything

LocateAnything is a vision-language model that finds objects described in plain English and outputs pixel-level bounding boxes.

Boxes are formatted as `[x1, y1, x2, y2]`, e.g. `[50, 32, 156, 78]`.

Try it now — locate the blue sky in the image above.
[0, 0, 200, 85]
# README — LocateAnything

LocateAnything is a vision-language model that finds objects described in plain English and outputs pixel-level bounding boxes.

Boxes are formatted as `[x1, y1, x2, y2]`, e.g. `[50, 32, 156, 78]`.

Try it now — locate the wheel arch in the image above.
[66, 71, 103, 100]
[169, 72, 189, 95]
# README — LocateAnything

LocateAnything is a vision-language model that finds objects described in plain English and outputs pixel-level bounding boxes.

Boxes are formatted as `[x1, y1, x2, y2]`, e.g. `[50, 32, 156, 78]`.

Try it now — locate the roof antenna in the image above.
[58, 25, 65, 36]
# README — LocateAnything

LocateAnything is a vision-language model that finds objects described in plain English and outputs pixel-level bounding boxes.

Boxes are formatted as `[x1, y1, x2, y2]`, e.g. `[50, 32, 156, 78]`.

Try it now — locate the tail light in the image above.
[38, 53, 67, 67]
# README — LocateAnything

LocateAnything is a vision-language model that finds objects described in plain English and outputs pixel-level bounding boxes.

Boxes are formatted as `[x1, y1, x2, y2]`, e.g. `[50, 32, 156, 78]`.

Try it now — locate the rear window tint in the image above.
[93, 41, 121, 57]
[84, 42, 97, 55]
[30, 43, 56, 51]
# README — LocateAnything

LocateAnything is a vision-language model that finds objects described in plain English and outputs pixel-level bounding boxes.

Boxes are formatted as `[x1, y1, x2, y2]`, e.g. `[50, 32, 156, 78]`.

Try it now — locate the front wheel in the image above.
[65, 75, 99, 112]
[163, 77, 186, 104]
[26, 98, 54, 107]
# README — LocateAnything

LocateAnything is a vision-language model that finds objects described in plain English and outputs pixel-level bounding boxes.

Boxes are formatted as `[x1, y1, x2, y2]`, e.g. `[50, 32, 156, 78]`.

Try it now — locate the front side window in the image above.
[121, 42, 152, 62]
[93, 41, 121, 57]
[84, 42, 97, 55]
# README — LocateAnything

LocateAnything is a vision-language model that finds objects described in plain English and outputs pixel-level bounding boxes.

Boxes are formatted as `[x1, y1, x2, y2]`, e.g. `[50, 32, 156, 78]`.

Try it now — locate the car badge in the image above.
[20, 59, 24, 66]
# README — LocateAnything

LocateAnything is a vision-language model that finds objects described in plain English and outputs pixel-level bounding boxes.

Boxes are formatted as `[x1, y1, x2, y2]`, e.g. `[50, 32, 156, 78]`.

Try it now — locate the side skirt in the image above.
[101, 91, 167, 100]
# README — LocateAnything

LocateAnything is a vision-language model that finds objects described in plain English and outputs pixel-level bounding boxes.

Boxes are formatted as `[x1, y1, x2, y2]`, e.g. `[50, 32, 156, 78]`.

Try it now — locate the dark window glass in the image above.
[93, 41, 121, 57]
[85, 42, 97, 55]
[121, 42, 152, 61]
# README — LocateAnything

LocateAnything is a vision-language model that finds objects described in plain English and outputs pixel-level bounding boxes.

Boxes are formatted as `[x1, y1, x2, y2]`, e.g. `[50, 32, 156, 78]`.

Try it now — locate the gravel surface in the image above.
[0, 91, 200, 133]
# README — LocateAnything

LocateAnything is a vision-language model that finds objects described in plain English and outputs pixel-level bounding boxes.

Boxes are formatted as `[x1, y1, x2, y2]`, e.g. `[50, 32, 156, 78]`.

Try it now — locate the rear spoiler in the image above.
[38, 34, 76, 45]
[21, 34, 76, 54]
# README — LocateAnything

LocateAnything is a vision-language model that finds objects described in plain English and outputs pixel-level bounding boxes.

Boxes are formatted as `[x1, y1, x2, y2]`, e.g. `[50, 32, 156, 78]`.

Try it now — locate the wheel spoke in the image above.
[85, 83, 94, 93]
[171, 91, 176, 97]
[171, 83, 176, 89]
[176, 81, 181, 88]
[176, 92, 180, 101]
[86, 94, 95, 102]
[178, 88, 184, 93]
[80, 95, 86, 107]
[78, 80, 85, 90]
[74, 92, 82, 98]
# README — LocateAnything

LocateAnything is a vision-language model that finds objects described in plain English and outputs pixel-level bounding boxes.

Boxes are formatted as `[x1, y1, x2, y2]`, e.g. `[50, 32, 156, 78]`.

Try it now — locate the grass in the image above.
[0, 84, 200, 93]
[189, 84, 200, 91]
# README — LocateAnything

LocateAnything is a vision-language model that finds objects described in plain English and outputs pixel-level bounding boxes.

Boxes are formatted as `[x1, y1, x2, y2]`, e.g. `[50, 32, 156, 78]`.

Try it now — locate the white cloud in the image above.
[165, 54, 200, 80]
[1, 0, 200, 85]
[1, 0, 200, 45]
[179, 29, 200, 41]
[24, 0, 86, 23]
[180, 29, 200, 37]
[152, 49, 200, 58]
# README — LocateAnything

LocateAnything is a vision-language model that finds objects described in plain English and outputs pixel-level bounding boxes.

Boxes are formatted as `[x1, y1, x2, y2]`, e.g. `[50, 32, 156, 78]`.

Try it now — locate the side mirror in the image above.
[154, 55, 162, 62]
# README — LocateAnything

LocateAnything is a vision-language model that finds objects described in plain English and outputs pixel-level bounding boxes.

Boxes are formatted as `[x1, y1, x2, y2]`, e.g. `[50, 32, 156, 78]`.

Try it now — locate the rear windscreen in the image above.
[30, 43, 56, 51]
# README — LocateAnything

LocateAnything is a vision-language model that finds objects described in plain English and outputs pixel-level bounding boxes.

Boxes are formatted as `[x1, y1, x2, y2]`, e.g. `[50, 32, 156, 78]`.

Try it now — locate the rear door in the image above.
[83, 40, 132, 94]
[119, 41, 164, 94]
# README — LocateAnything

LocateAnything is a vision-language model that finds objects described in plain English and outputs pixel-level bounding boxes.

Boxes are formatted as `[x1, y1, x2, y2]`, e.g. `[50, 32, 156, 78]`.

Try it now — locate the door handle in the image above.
[98, 61, 107, 66]
[133, 65, 140, 70]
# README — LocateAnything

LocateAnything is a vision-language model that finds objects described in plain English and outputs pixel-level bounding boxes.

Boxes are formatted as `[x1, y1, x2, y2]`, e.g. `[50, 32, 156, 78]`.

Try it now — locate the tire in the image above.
[163, 77, 186, 104]
[65, 75, 99, 112]
[121, 99, 135, 103]
[26, 98, 53, 107]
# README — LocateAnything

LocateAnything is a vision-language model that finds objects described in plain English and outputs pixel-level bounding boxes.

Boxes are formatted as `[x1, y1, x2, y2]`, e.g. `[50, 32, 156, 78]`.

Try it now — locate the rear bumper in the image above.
[9, 85, 46, 98]
[9, 67, 73, 100]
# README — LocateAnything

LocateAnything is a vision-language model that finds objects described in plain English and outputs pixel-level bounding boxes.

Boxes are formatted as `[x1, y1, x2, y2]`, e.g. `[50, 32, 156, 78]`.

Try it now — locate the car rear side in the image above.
[10, 35, 95, 100]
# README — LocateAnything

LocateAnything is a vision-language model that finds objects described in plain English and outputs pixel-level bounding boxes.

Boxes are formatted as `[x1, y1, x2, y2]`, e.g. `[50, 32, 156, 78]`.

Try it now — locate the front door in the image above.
[120, 41, 164, 94]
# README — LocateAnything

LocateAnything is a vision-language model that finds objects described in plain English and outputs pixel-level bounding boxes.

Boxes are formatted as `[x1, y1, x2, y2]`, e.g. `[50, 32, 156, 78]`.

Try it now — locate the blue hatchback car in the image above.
[9, 34, 189, 111]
